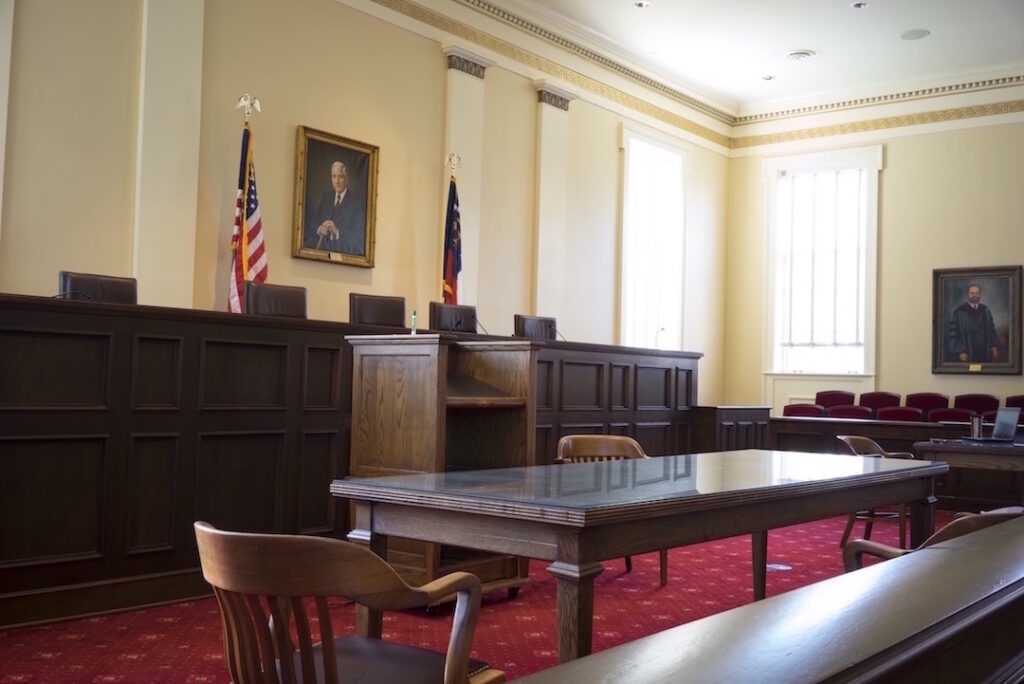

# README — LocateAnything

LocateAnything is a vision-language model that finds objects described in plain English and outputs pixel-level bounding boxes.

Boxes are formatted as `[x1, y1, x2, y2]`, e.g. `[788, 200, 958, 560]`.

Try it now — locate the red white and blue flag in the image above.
[442, 176, 462, 304]
[228, 124, 268, 312]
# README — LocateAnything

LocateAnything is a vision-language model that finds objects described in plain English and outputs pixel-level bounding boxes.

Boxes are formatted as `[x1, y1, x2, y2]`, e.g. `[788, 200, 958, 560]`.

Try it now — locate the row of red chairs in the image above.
[783, 391, 1024, 423]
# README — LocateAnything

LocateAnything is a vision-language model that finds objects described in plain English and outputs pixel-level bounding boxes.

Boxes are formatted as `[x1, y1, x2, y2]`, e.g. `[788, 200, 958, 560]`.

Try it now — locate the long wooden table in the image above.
[331, 449, 947, 662]
[513, 514, 1024, 683]
[915, 440, 1024, 505]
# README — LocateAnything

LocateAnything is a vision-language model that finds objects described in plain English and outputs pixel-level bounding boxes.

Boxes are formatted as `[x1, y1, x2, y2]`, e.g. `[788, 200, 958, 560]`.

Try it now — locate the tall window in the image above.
[765, 146, 882, 374]
[620, 127, 687, 349]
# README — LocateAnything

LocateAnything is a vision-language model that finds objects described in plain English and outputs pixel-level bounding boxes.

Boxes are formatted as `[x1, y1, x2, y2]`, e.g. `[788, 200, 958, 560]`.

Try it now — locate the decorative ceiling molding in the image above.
[362, 0, 1024, 151]
[731, 99, 1024, 149]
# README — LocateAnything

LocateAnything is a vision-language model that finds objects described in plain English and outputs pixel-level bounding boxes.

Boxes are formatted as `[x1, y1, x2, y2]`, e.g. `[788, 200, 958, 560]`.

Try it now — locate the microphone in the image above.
[555, 327, 567, 341]
[52, 291, 93, 300]
[472, 316, 490, 335]
[654, 327, 666, 348]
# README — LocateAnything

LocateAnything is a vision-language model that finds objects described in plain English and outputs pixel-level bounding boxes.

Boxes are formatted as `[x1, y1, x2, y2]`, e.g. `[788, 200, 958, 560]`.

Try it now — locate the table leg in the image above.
[547, 561, 604, 663]
[910, 492, 938, 547]
[751, 530, 768, 600]
[347, 502, 385, 639]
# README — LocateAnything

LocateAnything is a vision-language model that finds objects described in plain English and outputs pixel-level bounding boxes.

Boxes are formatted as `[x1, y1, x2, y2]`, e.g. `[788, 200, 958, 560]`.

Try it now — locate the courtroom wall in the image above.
[0, 0, 141, 295]
[723, 121, 1024, 405]
[195, 0, 446, 322]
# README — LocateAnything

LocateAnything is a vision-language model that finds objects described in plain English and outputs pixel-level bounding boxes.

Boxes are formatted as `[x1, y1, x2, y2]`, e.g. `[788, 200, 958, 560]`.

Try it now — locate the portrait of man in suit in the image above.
[307, 161, 366, 255]
[293, 126, 378, 267]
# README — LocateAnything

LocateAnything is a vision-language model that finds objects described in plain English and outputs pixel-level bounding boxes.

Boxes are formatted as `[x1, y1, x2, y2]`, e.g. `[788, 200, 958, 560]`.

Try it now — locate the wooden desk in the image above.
[915, 440, 1024, 506]
[331, 449, 946, 662]
[513, 515, 1024, 683]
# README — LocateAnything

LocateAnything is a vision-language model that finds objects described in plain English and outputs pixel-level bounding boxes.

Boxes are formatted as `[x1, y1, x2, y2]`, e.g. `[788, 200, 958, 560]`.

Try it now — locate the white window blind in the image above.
[765, 146, 881, 375]
[620, 128, 686, 350]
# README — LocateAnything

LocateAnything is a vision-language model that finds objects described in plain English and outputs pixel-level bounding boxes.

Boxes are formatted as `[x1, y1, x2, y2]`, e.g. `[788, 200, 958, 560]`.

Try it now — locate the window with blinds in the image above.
[620, 128, 687, 350]
[765, 146, 882, 374]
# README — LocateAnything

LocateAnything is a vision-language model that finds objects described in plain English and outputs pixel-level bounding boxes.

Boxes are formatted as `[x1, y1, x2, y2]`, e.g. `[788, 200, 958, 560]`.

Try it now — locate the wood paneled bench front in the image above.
[514, 515, 1024, 683]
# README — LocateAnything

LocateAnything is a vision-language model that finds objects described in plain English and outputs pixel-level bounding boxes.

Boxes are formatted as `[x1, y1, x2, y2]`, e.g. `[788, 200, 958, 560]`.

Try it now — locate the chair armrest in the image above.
[843, 539, 912, 572]
[888, 452, 915, 459]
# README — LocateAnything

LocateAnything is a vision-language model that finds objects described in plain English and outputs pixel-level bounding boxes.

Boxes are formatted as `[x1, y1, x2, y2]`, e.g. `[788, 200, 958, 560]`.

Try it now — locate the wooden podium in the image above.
[347, 334, 536, 592]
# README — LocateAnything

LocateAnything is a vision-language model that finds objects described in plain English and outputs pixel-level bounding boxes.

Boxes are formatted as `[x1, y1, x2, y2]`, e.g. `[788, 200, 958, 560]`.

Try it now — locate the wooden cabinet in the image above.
[347, 334, 535, 591]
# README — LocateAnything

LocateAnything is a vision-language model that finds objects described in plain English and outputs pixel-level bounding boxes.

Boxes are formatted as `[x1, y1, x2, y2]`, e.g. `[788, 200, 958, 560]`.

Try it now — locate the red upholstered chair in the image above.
[827, 404, 873, 419]
[1007, 395, 1024, 409]
[928, 407, 974, 423]
[782, 403, 825, 417]
[857, 391, 900, 416]
[905, 392, 949, 414]
[876, 406, 924, 422]
[814, 390, 855, 409]
[953, 393, 1000, 415]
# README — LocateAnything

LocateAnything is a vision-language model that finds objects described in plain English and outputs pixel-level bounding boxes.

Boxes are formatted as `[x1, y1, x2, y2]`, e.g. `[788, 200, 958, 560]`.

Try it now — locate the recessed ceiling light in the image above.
[851, 1, 868, 8]
[634, 0, 650, 7]
[786, 49, 817, 61]
[900, 28, 931, 40]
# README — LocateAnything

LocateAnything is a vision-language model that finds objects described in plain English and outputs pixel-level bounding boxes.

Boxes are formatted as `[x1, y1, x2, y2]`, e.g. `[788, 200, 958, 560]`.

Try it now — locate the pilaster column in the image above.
[0, 0, 14, 244]
[132, 0, 204, 306]
[442, 46, 490, 304]
[533, 82, 574, 319]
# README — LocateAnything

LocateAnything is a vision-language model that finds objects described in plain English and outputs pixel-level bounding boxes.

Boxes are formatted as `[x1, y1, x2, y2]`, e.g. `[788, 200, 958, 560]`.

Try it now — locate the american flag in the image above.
[227, 124, 268, 313]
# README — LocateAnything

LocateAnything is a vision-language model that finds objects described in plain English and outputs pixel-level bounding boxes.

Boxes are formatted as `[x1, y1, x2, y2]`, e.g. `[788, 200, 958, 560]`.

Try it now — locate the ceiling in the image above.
[489, 0, 1024, 116]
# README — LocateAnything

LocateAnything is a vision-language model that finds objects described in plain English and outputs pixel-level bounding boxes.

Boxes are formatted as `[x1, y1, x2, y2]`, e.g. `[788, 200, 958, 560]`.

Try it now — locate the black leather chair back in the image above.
[243, 282, 307, 318]
[513, 314, 557, 340]
[58, 271, 138, 304]
[349, 293, 406, 326]
[429, 302, 477, 332]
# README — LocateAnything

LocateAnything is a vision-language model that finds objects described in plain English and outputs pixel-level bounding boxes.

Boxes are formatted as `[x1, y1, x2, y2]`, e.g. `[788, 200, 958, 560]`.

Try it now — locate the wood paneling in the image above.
[303, 346, 340, 409]
[561, 362, 604, 410]
[0, 330, 110, 407]
[298, 431, 337, 534]
[127, 435, 178, 554]
[0, 436, 105, 564]
[610, 364, 629, 410]
[195, 432, 284, 533]
[200, 340, 287, 409]
[635, 366, 672, 410]
[132, 336, 182, 409]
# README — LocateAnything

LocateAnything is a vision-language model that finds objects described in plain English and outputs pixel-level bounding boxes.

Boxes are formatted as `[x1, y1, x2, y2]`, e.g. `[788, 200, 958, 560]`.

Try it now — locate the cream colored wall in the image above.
[682, 144, 728, 405]
[477, 66, 535, 336]
[565, 99, 620, 344]
[0, 0, 141, 295]
[194, 0, 445, 320]
[723, 122, 1024, 404]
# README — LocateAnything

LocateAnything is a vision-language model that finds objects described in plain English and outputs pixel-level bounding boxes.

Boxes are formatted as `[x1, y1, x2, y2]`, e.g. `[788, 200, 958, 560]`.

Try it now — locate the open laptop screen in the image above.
[991, 407, 1022, 440]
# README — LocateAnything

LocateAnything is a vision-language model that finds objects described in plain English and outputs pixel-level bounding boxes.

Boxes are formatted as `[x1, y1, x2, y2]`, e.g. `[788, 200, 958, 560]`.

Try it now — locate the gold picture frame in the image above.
[292, 125, 378, 267]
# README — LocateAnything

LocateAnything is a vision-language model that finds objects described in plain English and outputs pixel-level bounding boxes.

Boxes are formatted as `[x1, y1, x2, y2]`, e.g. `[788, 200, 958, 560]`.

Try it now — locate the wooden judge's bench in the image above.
[1, 294, 768, 626]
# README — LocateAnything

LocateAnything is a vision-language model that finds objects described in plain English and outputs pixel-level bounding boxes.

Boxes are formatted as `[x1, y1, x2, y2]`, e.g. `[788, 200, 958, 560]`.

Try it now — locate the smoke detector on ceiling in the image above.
[786, 49, 817, 61]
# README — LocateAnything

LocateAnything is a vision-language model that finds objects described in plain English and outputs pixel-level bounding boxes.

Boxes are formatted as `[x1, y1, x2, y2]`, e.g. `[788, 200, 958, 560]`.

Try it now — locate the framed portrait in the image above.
[292, 126, 378, 267]
[932, 265, 1022, 375]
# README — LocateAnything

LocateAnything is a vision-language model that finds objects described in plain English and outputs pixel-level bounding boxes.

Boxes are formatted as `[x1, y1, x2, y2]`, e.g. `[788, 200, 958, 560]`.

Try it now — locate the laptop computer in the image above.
[961, 406, 1022, 443]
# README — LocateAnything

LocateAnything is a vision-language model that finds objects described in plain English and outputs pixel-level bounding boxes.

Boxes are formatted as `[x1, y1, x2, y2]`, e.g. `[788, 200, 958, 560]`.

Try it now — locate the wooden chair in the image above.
[782, 403, 825, 417]
[429, 301, 478, 333]
[556, 435, 669, 586]
[905, 392, 949, 415]
[513, 314, 557, 340]
[857, 391, 900, 416]
[953, 393, 1000, 415]
[875, 406, 924, 422]
[843, 511, 1024, 572]
[58, 270, 137, 304]
[194, 521, 504, 684]
[836, 435, 913, 549]
[814, 390, 854, 409]
[243, 281, 307, 318]
[827, 404, 873, 419]
[349, 293, 406, 326]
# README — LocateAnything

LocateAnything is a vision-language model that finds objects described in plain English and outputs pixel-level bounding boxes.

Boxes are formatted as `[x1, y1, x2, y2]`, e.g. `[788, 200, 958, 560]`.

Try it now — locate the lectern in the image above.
[347, 333, 537, 592]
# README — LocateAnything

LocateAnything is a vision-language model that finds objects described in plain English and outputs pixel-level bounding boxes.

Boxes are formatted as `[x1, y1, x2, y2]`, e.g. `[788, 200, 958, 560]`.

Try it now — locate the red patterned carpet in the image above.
[0, 514, 935, 683]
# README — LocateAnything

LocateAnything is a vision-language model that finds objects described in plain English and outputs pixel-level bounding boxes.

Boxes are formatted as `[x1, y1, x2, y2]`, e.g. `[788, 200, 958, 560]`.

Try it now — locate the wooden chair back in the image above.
[836, 435, 913, 460]
[58, 270, 138, 304]
[349, 293, 406, 326]
[429, 301, 478, 332]
[194, 521, 494, 684]
[243, 281, 308, 318]
[513, 314, 557, 340]
[557, 434, 647, 463]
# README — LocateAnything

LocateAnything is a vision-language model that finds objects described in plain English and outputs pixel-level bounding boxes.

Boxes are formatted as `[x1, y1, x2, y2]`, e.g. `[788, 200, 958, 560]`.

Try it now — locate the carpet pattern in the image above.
[0, 513, 940, 682]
